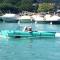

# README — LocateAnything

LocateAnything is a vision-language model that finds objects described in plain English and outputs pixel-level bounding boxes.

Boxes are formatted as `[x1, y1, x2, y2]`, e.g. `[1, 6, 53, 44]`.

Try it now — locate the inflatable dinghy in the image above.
[0, 30, 60, 38]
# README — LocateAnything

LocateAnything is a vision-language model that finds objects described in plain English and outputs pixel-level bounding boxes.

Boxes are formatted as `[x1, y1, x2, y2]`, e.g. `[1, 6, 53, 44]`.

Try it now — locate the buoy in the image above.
[50, 22, 52, 25]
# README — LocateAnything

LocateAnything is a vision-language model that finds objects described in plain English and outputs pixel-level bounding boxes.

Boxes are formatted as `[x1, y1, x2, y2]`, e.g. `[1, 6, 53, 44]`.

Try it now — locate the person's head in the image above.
[28, 27, 32, 31]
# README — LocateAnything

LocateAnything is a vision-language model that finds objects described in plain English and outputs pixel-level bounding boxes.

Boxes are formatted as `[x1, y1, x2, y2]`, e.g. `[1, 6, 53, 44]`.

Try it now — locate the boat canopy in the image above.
[44, 14, 51, 21]
[2, 13, 16, 18]
[49, 15, 60, 21]
[18, 15, 32, 20]
[32, 15, 44, 21]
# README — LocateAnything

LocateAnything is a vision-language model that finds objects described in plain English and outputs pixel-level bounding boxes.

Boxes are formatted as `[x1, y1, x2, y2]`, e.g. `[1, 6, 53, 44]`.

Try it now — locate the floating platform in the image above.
[0, 30, 60, 38]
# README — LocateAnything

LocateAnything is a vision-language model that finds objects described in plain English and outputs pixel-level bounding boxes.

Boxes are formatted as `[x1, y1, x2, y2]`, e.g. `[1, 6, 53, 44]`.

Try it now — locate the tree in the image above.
[43, 0, 52, 3]
[0, 0, 21, 5]
[16, 0, 33, 11]
[0, 3, 19, 13]
[0, 0, 3, 3]
[32, 3, 38, 12]
[37, 3, 55, 12]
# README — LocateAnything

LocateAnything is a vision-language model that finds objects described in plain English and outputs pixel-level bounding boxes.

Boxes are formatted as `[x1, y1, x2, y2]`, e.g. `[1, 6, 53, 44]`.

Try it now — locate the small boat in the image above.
[1, 13, 19, 22]
[8, 31, 55, 38]
[18, 15, 34, 23]
[31, 14, 44, 23]
[0, 30, 60, 38]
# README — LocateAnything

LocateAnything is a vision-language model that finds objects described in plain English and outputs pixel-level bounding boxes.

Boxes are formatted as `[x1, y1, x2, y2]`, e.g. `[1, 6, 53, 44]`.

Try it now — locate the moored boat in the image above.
[1, 13, 19, 22]
[18, 15, 35, 23]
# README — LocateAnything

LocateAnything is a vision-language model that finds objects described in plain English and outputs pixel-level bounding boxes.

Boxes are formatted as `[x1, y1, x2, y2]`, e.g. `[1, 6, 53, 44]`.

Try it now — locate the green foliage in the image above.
[37, 3, 55, 12]
[0, 3, 19, 13]
[32, 4, 38, 12]
[16, 0, 33, 11]
[0, 3, 13, 8]
[0, 0, 56, 13]
[0, 0, 34, 12]
[43, 0, 52, 3]
[0, 0, 3, 3]
[2, 0, 21, 5]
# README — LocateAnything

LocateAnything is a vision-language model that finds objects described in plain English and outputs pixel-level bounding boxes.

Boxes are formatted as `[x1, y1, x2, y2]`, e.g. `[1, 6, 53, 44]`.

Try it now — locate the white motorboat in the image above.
[18, 15, 35, 23]
[31, 14, 44, 23]
[1, 13, 19, 22]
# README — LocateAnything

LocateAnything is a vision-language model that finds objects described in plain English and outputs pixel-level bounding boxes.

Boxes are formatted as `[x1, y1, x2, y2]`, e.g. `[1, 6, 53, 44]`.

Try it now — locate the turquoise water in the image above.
[0, 23, 60, 60]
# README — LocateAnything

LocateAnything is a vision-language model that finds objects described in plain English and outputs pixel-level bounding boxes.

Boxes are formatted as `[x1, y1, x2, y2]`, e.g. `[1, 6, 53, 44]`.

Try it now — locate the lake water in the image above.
[0, 23, 60, 60]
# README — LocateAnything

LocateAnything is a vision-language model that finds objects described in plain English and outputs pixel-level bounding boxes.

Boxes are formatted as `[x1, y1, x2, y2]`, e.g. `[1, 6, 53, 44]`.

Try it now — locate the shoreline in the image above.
[0, 12, 60, 24]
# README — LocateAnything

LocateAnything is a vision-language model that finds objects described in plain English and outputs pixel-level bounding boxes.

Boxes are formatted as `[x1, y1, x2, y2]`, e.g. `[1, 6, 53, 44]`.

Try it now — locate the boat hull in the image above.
[8, 31, 55, 38]
[1, 30, 60, 38]
[2, 18, 18, 23]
